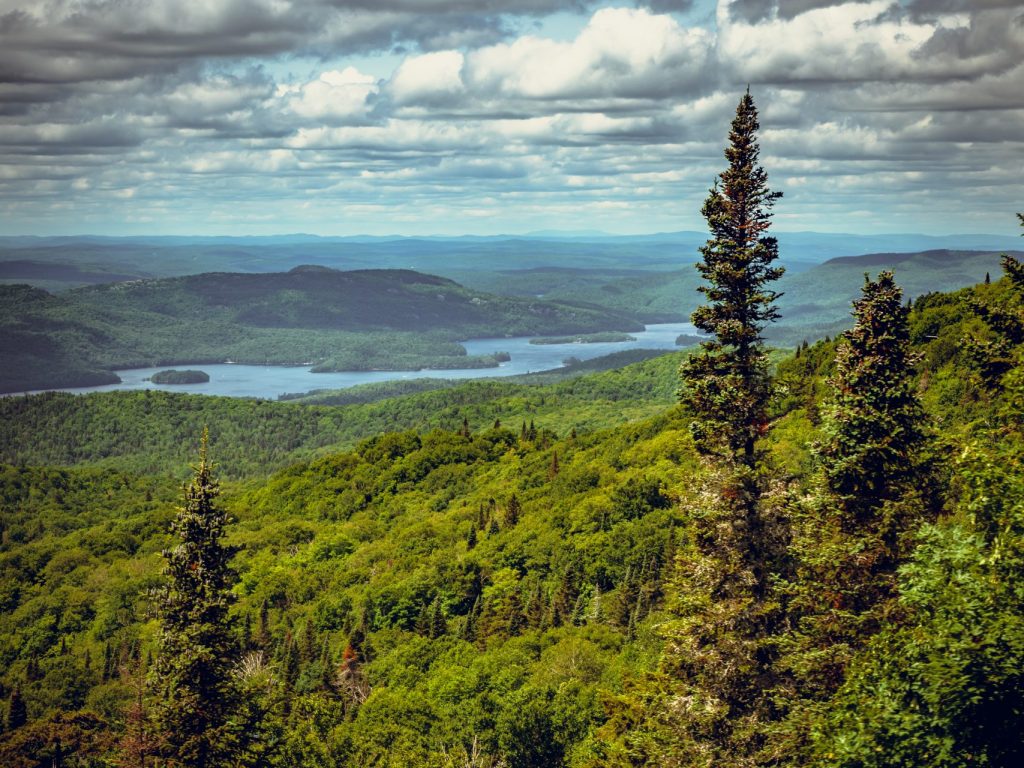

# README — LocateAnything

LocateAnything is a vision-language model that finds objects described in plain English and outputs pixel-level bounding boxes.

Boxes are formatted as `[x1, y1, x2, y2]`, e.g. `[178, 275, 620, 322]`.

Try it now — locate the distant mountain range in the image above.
[1, 231, 1020, 293]
[2, 237, 1021, 392]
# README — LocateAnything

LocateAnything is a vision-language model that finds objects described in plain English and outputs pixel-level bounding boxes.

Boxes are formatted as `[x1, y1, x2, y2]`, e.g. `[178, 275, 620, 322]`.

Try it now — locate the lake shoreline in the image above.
[9, 323, 701, 400]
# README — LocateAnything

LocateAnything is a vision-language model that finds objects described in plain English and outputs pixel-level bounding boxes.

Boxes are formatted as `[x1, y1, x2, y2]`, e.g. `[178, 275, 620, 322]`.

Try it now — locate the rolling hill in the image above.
[0, 266, 640, 393]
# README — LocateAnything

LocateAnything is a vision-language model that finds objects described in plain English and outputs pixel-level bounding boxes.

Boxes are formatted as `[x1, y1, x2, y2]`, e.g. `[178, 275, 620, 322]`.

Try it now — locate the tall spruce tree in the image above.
[819, 271, 930, 531]
[5, 688, 26, 731]
[773, 272, 934, 761]
[681, 88, 783, 466]
[151, 428, 241, 768]
[649, 90, 787, 767]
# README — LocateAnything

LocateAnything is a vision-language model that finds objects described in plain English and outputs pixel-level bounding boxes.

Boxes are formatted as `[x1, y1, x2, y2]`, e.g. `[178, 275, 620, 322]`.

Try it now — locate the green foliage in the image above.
[655, 90, 788, 767]
[0, 352, 684, 478]
[150, 429, 241, 766]
[680, 90, 783, 463]
[819, 271, 932, 526]
[0, 267, 641, 392]
[150, 369, 210, 384]
[2, 229, 1024, 767]
[812, 434, 1024, 768]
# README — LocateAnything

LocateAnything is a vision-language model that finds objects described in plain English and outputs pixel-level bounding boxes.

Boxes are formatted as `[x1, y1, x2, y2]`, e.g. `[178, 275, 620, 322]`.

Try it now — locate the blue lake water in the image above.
[26, 323, 700, 400]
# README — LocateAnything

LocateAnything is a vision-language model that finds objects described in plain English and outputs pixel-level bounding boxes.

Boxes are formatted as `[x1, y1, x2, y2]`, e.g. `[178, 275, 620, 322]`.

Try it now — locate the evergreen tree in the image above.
[299, 621, 316, 664]
[150, 428, 241, 768]
[654, 90, 787, 766]
[256, 599, 271, 649]
[504, 494, 521, 527]
[5, 688, 26, 731]
[818, 271, 930, 530]
[319, 639, 335, 693]
[680, 88, 783, 466]
[428, 599, 446, 639]
[775, 272, 934, 760]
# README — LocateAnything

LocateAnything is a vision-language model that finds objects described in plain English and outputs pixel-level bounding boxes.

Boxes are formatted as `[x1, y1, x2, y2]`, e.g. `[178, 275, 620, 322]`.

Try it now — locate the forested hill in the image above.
[454, 248, 1020, 337]
[0, 264, 1022, 766]
[0, 266, 641, 393]
[0, 351, 682, 478]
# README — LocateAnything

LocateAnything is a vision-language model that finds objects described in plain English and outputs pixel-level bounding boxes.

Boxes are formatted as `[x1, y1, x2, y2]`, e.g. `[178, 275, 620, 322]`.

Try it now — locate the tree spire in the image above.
[150, 429, 241, 768]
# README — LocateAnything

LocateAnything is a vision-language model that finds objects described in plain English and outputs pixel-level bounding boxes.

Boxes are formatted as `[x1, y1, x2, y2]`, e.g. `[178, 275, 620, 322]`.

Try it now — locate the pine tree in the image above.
[775, 272, 934, 759]
[150, 428, 241, 768]
[819, 271, 930, 530]
[428, 599, 446, 639]
[299, 622, 316, 664]
[319, 639, 335, 693]
[680, 88, 783, 466]
[504, 494, 521, 527]
[6, 688, 26, 731]
[655, 90, 788, 766]
[256, 599, 271, 649]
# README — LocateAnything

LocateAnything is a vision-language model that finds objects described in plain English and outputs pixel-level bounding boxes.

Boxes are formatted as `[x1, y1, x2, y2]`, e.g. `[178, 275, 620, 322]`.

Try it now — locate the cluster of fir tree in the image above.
[594, 94, 1024, 768]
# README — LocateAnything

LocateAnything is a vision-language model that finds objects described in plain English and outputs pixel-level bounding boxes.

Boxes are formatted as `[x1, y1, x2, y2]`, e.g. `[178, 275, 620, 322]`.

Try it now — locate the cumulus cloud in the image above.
[389, 51, 466, 106]
[0, 1, 1021, 235]
[283, 68, 379, 123]
[465, 8, 712, 100]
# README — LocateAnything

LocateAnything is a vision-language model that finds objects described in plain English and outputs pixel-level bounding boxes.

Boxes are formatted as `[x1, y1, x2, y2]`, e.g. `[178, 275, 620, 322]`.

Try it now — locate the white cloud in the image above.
[388, 51, 465, 106]
[719, 0, 1024, 83]
[284, 67, 379, 123]
[1, 2, 1022, 235]
[465, 7, 712, 100]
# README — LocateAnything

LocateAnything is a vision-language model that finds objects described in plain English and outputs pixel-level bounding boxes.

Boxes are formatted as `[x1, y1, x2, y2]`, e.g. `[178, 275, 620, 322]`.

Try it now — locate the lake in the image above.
[26, 323, 700, 400]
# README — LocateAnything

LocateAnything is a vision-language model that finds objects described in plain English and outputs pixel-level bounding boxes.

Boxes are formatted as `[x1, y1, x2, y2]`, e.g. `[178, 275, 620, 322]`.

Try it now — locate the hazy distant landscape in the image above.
[1, 233, 1018, 395]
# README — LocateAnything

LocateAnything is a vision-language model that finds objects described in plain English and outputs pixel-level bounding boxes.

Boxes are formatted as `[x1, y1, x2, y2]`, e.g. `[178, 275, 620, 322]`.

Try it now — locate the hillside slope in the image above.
[0, 266, 640, 393]
[0, 266, 1022, 766]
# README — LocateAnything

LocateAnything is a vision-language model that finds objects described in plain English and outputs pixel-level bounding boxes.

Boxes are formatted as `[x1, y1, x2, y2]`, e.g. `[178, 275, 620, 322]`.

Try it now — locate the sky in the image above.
[0, 0, 1021, 237]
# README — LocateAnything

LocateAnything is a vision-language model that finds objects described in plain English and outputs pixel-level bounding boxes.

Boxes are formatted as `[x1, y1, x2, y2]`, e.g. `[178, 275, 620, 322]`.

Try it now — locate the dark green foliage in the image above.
[655, 91, 787, 766]
[774, 272, 934, 762]
[504, 494, 522, 527]
[681, 89, 783, 463]
[819, 271, 930, 525]
[812, 424, 1024, 768]
[150, 369, 210, 385]
[150, 429, 241, 767]
[6, 688, 26, 731]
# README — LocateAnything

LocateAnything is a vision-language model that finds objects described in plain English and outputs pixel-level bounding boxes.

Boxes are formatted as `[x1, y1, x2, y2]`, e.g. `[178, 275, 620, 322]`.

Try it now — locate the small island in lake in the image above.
[150, 369, 210, 384]
[530, 332, 636, 345]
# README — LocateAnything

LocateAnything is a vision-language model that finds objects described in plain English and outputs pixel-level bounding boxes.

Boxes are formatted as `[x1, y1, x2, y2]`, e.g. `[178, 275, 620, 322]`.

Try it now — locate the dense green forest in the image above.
[1, 94, 1021, 767]
[0, 266, 641, 393]
[1, 253, 1020, 766]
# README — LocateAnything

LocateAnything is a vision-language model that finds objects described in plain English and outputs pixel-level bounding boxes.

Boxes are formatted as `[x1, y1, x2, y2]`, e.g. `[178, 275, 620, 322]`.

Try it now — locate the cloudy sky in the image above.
[0, 0, 1021, 236]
